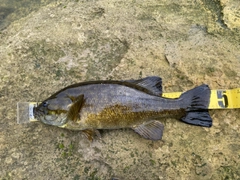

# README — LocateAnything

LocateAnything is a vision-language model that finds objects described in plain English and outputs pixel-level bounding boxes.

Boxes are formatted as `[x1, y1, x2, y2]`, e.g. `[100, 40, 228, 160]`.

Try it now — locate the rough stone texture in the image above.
[222, 0, 240, 29]
[0, 0, 240, 179]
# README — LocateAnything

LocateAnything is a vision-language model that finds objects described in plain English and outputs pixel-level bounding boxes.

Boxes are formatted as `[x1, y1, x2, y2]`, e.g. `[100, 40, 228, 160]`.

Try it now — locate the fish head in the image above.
[33, 97, 72, 126]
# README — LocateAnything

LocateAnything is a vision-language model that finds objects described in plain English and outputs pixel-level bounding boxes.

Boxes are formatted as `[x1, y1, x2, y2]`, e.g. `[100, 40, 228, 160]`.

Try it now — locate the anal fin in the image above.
[132, 120, 164, 140]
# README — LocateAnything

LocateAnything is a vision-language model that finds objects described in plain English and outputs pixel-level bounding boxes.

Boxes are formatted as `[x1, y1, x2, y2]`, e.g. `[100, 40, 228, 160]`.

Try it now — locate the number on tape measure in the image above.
[217, 90, 229, 108]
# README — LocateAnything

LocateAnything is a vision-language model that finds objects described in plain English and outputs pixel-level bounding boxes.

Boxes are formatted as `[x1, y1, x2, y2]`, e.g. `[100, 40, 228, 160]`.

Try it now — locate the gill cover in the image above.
[34, 94, 85, 126]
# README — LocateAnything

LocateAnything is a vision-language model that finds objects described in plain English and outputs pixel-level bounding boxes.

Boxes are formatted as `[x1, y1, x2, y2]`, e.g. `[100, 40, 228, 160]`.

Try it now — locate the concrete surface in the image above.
[0, 0, 240, 179]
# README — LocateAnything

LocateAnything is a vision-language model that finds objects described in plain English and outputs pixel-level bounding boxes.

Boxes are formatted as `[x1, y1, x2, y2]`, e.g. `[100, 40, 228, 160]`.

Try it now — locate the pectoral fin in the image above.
[82, 129, 101, 141]
[67, 94, 84, 121]
[132, 120, 164, 140]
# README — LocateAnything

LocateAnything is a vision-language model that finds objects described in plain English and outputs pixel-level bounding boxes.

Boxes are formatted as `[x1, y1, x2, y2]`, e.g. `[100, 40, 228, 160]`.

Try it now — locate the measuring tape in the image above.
[162, 88, 240, 109]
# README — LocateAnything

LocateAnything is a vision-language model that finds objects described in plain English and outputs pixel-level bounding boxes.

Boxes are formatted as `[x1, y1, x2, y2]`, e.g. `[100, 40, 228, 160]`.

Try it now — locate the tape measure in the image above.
[162, 88, 240, 109]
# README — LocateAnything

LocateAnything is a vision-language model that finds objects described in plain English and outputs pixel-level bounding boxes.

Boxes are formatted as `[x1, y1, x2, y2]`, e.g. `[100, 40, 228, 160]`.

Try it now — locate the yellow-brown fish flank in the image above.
[85, 105, 140, 128]
[84, 105, 186, 129]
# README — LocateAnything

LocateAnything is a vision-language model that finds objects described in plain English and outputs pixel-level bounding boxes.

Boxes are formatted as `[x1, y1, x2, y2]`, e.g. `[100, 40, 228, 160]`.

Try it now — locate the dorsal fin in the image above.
[125, 76, 162, 96]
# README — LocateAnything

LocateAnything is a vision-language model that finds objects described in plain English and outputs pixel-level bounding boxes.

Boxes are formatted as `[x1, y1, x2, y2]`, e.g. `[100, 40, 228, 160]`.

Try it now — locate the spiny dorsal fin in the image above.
[125, 76, 162, 96]
[132, 120, 164, 140]
[67, 94, 84, 121]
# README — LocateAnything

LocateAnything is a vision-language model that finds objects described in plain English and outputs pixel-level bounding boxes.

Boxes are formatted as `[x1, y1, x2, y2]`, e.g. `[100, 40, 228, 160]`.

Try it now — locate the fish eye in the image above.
[42, 101, 48, 107]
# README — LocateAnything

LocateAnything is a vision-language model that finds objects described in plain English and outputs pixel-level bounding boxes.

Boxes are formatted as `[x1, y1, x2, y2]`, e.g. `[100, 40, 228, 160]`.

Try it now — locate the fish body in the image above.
[33, 76, 212, 140]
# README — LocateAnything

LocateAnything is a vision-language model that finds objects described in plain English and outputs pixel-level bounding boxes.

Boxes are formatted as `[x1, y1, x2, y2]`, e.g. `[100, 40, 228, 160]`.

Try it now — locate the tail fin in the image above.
[180, 84, 212, 127]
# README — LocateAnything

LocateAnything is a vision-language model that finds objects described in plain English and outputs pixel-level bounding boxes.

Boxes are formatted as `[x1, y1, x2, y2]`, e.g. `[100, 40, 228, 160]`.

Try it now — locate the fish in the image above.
[33, 76, 212, 141]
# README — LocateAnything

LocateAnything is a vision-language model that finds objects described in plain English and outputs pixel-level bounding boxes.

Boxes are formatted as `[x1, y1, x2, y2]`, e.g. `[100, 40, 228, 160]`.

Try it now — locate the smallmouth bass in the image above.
[33, 76, 212, 140]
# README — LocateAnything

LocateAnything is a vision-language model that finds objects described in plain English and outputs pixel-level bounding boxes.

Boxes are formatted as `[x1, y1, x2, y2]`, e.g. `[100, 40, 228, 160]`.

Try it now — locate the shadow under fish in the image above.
[33, 76, 212, 141]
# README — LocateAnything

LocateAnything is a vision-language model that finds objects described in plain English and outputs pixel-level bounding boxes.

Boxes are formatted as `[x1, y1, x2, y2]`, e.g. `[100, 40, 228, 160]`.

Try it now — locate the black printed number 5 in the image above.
[217, 90, 228, 108]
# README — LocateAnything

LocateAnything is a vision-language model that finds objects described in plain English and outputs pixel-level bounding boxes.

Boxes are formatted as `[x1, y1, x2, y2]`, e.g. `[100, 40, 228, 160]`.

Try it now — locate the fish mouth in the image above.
[33, 107, 68, 126]
[33, 106, 44, 119]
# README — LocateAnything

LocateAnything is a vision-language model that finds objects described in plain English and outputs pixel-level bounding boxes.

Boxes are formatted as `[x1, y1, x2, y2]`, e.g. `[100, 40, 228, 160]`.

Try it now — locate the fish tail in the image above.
[180, 84, 212, 127]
